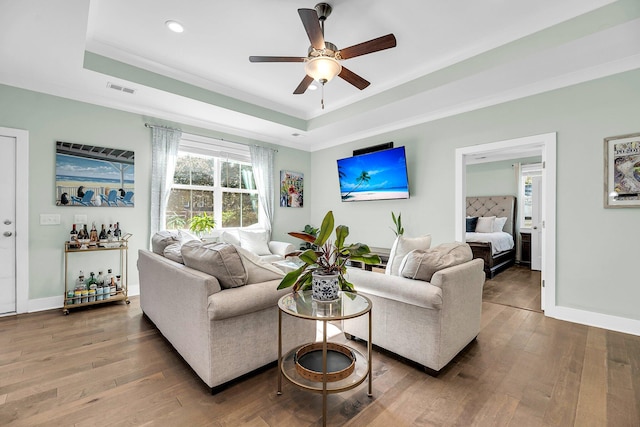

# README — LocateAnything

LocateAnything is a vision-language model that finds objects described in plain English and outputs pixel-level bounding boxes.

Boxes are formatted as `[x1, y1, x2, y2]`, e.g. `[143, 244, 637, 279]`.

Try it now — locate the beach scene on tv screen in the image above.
[337, 147, 409, 202]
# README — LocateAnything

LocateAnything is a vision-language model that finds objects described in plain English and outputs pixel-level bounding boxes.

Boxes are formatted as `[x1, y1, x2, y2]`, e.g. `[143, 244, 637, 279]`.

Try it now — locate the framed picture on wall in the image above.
[280, 170, 303, 208]
[56, 141, 135, 207]
[604, 132, 640, 208]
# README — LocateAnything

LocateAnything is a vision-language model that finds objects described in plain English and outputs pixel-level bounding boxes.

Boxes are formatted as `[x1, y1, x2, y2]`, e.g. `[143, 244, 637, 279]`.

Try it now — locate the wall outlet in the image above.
[40, 214, 61, 225]
[74, 214, 87, 225]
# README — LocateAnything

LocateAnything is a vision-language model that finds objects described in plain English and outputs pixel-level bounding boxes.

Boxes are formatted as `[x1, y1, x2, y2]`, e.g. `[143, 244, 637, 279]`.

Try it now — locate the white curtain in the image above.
[249, 145, 275, 236]
[150, 127, 182, 236]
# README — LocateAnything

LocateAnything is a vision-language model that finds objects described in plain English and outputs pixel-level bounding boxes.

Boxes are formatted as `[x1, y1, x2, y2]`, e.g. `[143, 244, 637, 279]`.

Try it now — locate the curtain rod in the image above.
[144, 123, 277, 152]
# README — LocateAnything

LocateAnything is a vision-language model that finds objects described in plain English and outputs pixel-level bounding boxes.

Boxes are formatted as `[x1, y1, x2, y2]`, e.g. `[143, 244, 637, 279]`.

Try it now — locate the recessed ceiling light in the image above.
[308, 84, 318, 91]
[165, 20, 184, 33]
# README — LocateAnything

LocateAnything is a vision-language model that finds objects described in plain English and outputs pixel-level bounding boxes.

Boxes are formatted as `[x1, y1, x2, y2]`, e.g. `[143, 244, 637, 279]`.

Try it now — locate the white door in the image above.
[0, 135, 17, 314]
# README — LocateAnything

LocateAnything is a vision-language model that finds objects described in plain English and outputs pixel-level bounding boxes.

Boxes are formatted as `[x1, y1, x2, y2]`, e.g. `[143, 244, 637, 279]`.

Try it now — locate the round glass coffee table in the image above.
[277, 290, 372, 426]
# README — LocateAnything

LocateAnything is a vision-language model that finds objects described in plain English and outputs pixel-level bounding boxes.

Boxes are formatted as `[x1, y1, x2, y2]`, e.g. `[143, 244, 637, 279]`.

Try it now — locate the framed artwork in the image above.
[56, 141, 135, 207]
[280, 170, 303, 208]
[604, 132, 640, 208]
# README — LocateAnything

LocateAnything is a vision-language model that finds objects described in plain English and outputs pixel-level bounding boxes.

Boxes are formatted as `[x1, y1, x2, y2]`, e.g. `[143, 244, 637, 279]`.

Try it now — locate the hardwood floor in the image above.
[483, 265, 542, 312]
[1, 276, 639, 426]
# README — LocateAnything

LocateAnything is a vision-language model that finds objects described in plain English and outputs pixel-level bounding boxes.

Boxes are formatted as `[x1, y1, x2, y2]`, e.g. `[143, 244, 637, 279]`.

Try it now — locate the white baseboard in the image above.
[28, 295, 64, 313]
[547, 305, 640, 337]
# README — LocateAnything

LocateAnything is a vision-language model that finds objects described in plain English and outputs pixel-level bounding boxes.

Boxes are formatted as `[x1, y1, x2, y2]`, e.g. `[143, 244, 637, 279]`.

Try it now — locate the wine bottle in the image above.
[99, 224, 107, 240]
[114, 222, 121, 239]
[69, 224, 78, 248]
[107, 224, 113, 241]
[89, 222, 98, 244]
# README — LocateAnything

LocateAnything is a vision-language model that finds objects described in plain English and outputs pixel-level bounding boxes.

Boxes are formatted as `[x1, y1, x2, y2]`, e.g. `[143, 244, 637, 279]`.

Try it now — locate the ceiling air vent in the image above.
[107, 82, 136, 94]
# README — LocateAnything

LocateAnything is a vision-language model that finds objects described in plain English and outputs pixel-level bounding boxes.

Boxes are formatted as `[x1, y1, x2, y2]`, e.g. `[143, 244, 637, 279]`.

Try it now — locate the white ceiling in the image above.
[1, 0, 639, 151]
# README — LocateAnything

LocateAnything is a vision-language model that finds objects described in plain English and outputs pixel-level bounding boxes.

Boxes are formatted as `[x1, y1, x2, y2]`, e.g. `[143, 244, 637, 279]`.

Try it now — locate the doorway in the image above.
[0, 127, 29, 316]
[455, 133, 556, 313]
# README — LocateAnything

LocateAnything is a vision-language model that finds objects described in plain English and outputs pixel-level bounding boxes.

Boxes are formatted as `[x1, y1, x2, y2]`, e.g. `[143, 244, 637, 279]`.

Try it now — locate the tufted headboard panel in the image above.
[466, 196, 517, 236]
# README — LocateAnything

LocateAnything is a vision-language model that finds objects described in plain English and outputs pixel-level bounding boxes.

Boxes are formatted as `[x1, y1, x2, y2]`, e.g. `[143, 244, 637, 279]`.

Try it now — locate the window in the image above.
[164, 134, 259, 232]
[520, 163, 542, 228]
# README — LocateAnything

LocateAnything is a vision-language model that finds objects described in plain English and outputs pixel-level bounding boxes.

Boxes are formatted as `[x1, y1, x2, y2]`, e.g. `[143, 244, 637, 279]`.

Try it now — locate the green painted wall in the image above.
[309, 69, 640, 321]
[466, 157, 541, 198]
[0, 84, 309, 300]
[2, 67, 640, 322]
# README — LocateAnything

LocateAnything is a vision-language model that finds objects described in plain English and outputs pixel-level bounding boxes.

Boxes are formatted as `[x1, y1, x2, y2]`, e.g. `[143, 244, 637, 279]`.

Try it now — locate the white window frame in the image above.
[169, 133, 260, 232]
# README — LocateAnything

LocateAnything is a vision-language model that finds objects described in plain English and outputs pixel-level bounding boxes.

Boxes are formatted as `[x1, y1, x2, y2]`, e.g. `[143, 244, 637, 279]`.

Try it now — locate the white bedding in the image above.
[465, 231, 514, 255]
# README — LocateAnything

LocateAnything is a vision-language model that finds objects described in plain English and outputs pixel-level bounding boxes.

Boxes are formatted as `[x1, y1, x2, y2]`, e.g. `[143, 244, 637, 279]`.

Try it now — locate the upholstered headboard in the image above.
[466, 196, 517, 236]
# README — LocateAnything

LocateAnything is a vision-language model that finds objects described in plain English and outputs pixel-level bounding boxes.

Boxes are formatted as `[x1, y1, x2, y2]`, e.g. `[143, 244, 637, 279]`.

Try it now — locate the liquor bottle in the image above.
[89, 222, 98, 244]
[114, 222, 121, 239]
[83, 224, 89, 240]
[77, 225, 86, 240]
[107, 224, 113, 241]
[75, 270, 86, 290]
[105, 269, 114, 297]
[99, 224, 107, 240]
[69, 224, 78, 248]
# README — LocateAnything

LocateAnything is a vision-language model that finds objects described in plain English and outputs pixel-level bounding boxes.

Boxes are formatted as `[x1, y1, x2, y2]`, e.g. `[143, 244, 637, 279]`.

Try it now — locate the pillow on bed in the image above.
[475, 216, 495, 233]
[493, 216, 508, 232]
[465, 217, 478, 232]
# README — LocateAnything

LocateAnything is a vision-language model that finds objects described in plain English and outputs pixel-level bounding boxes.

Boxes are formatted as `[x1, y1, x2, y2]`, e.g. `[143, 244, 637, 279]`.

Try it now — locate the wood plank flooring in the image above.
[1, 268, 639, 426]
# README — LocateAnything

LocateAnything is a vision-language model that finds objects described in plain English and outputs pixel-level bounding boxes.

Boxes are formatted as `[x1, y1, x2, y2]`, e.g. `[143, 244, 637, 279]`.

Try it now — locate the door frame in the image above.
[0, 127, 29, 315]
[455, 132, 556, 314]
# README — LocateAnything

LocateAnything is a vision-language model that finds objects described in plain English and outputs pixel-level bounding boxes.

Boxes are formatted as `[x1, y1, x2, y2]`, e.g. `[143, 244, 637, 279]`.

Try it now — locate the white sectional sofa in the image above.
[138, 233, 315, 392]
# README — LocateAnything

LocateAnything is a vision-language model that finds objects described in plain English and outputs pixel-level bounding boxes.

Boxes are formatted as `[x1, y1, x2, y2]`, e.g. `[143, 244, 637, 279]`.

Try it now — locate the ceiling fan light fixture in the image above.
[165, 20, 184, 33]
[304, 56, 342, 84]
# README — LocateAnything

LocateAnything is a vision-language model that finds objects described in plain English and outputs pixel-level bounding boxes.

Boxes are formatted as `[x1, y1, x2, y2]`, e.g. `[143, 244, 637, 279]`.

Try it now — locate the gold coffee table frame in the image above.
[278, 291, 372, 427]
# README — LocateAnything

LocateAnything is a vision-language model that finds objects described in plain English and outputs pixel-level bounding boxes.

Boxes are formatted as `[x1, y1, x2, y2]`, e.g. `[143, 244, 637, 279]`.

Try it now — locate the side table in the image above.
[277, 291, 372, 427]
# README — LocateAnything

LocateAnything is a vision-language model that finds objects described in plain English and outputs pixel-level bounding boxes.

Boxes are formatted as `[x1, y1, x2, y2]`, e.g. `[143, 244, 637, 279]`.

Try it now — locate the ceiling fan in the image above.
[249, 3, 396, 105]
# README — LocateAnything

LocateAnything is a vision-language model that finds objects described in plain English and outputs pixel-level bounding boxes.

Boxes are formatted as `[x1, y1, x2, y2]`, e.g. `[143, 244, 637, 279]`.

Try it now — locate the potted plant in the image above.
[390, 211, 404, 236]
[188, 212, 215, 237]
[277, 211, 381, 301]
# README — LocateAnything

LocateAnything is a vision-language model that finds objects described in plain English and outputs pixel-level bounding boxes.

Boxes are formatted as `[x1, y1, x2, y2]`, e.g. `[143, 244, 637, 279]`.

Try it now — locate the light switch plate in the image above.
[40, 214, 61, 225]
[74, 214, 87, 225]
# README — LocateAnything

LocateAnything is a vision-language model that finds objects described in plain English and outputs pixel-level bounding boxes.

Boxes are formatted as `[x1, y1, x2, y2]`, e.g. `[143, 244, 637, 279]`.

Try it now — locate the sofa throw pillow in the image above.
[400, 242, 473, 282]
[238, 229, 272, 256]
[181, 241, 248, 289]
[151, 230, 181, 255]
[475, 216, 496, 233]
[465, 217, 478, 232]
[385, 235, 432, 276]
[235, 246, 285, 284]
[492, 216, 508, 232]
[163, 242, 184, 264]
[220, 230, 241, 246]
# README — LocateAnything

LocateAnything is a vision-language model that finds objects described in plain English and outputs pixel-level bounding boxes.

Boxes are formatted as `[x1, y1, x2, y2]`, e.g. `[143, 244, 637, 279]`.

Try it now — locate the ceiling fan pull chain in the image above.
[321, 83, 325, 109]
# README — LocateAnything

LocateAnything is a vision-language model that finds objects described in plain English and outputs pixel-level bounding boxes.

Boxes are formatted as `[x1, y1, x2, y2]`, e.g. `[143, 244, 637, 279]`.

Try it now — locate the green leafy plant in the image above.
[299, 224, 319, 251]
[188, 212, 215, 237]
[391, 211, 404, 236]
[166, 213, 187, 230]
[277, 211, 381, 293]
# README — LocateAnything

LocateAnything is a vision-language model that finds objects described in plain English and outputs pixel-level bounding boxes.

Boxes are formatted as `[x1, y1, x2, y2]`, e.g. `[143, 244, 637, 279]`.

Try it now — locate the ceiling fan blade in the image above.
[338, 34, 397, 60]
[339, 67, 370, 90]
[298, 8, 325, 50]
[293, 75, 314, 94]
[249, 56, 305, 63]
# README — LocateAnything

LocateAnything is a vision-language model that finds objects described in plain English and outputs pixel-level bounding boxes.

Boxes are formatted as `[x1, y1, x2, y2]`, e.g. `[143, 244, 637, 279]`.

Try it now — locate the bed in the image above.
[465, 195, 516, 278]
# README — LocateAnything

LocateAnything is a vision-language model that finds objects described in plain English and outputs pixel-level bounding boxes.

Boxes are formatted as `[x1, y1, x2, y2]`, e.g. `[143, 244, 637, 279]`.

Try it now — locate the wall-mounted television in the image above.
[337, 146, 410, 202]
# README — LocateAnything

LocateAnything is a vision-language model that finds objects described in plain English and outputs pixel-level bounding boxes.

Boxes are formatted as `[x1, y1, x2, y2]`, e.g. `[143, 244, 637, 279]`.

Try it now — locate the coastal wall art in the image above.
[280, 170, 303, 208]
[55, 141, 135, 207]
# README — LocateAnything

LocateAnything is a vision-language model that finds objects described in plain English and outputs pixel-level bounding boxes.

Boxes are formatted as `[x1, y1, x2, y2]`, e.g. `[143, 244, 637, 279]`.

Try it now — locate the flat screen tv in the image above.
[337, 146, 409, 202]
